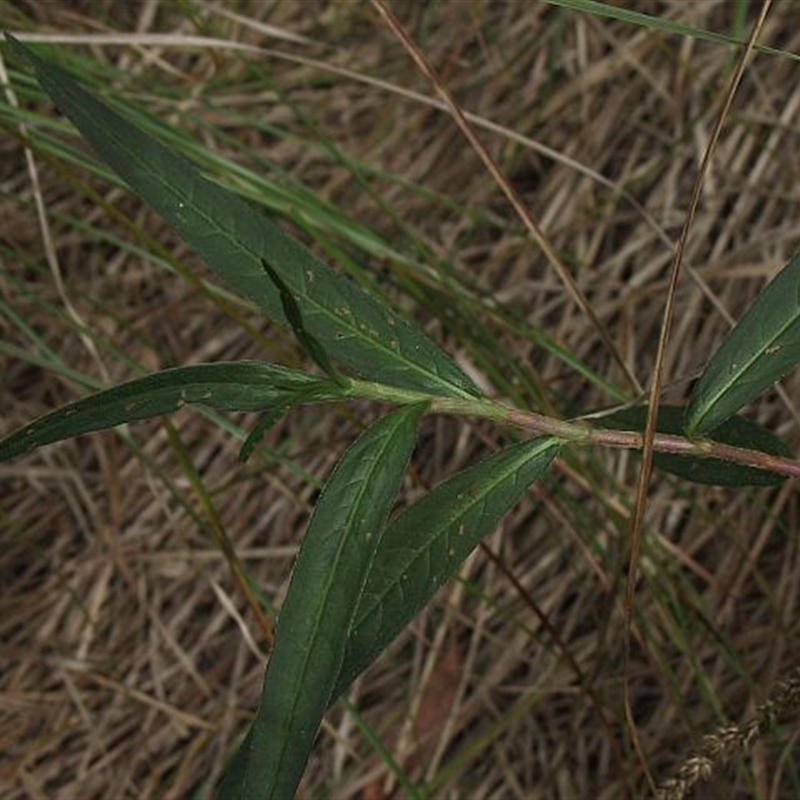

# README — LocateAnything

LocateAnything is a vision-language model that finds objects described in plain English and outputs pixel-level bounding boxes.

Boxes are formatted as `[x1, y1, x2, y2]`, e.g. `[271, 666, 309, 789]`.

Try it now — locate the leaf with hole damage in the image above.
[685, 250, 800, 436]
[8, 36, 479, 400]
[218, 405, 425, 800]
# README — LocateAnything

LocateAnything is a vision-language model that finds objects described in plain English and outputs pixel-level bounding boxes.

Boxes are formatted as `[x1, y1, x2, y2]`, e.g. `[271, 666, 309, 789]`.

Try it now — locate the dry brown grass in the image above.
[3, 1, 800, 798]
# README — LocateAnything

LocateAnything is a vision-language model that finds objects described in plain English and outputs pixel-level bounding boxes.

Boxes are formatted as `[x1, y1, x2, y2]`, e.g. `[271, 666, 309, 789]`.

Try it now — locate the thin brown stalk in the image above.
[369, 0, 642, 396]
[623, 1, 774, 789]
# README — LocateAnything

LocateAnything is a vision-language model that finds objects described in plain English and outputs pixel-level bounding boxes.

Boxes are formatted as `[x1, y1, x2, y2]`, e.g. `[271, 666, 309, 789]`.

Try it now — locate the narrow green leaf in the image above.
[8, 37, 480, 400]
[332, 436, 560, 699]
[685, 250, 800, 435]
[238, 402, 293, 464]
[260, 257, 345, 385]
[0, 361, 342, 462]
[219, 405, 425, 800]
[596, 405, 791, 486]
[544, 0, 799, 62]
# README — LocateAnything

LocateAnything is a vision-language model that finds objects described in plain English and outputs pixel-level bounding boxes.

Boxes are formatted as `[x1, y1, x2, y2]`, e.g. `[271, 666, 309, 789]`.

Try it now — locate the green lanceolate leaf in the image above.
[219, 405, 425, 800]
[685, 250, 800, 436]
[0, 361, 342, 462]
[595, 405, 791, 486]
[238, 401, 294, 464]
[331, 436, 560, 700]
[8, 37, 480, 400]
[260, 257, 345, 385]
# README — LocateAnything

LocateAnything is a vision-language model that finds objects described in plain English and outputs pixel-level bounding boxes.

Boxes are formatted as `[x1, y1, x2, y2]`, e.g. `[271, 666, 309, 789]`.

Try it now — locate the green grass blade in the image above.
[0, 362, 340, 462]
[545, 0, 799, 61]
[238, 400, 295, 464]
[219, 405, 425, 800]
[685, 251, 800, 436]
[8, 37, 479, 400]
[332, 436, 560, 699]
[596, 405, 791, 486]
[259, 257, 346, 386]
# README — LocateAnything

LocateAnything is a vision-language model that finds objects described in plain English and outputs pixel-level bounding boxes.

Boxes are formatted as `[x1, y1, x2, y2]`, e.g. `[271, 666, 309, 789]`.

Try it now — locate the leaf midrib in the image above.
[252, 411, 415, 798]
[354, 439, 558, 627]
[55, 70, 473, 400]
[693, 310, 799, 432]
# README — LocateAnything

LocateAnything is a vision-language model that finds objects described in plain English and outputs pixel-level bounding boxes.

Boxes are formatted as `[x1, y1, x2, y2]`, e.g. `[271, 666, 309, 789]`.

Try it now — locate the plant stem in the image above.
[347, 379, 800, 480]
[505, 407, 800, 479]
